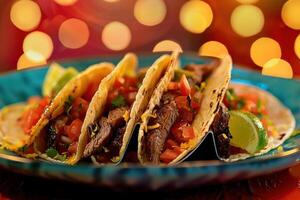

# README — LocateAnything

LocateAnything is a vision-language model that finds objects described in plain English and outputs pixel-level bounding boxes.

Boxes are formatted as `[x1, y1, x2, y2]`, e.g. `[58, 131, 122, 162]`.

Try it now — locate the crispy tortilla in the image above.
[223, 83, 296, 162]
[31, 63, 114, 163]
[79, 53, 173, 164]
[138, 55, 233, 165]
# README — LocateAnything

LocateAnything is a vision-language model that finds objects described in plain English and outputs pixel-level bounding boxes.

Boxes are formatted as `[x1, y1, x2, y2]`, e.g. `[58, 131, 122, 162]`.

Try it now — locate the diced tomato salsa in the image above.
[160, 75, 201, 164]
[20, 96, 50, 134]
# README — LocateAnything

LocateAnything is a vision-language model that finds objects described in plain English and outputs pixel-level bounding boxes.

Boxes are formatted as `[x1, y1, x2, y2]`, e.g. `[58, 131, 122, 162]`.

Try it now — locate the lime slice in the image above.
[229, 111, 268, 154]
[42, 63, 66, 97]
[52, 67, 78, 96]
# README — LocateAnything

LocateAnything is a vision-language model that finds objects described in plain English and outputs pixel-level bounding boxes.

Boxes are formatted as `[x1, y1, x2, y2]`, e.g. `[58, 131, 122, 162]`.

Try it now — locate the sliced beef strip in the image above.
[107, 106, 128, 127]
[185, 64, 216, 85]
[145, 92, 179, 164]
[209, 103, 232, 158]
[83, 117, 112, 157]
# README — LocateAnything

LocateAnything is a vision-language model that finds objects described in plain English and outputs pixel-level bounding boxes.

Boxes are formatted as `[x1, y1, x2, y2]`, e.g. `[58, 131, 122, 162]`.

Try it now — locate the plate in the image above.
[0, 53, 299, 190]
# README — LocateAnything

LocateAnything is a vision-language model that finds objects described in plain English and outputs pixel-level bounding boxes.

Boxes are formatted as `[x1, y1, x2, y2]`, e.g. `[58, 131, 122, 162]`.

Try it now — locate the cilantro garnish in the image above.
[18, 145, 29, 152]
[64, 96, 74, 116]
[111, 95, 126, 108]
[46, 147, 58, 158]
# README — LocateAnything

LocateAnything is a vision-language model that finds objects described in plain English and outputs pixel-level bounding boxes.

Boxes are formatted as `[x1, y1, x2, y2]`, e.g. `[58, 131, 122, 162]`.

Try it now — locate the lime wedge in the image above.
[52, 67, 78, 96]
[43, 63, 66, 97]
[229, 111, 268, 154]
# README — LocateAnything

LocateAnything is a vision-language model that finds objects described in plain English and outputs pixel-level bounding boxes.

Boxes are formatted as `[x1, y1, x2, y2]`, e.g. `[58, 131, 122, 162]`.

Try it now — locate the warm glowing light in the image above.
[134, 0, 167, 26]
[231, 5, 264, 37]
[180, 0, 213, 34]
[23, 31, 53, 62]
[102, 21, 131, 51]
[295, 34, 300, 59]
[17, 54, 47, 70]
[10, 0, 41, 31]
[54, 0, 78, 6]
[153, 40, 183, 52]
[281, 0, 300, 30]
[103, 0, 119, 2]
[199, 41, 229, 59]
[262, 59, 293, 79]
[59, 18, 90, 49]
[250, 37, 281, 67]
[235, 0, 259, 3]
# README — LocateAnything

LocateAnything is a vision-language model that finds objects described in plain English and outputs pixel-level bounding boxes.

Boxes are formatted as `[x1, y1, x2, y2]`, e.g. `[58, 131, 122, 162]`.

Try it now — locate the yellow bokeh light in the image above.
[10, 0, 41, 31]
[59, 18, 90, 49]
[262, 58, 293, 79]
[102, 21, 131, 51]
[153, 40, 183, 53]
[250, 37, 281, 67]
[134, 0, 167, 26]
[180, 0, 213, 34]
[17, 54, 47, 70]
[281, 0, 300, 30]
[54, 0, 78, 6]
[295, 34, 300, 59]
[231, 5, 264, 37]
[235, 0, 259, 4]
[199, 41, 229, 59]
[23, 31, 53, 62]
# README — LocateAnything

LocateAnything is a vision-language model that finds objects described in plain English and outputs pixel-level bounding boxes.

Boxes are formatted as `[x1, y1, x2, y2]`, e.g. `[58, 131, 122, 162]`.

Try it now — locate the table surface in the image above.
[1, 164, 300, 200]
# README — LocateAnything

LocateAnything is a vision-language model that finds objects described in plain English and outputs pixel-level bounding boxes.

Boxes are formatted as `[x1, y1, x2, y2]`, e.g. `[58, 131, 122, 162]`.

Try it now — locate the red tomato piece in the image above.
[125, 92, 137, 105]
[191, 100, 200, 110]
[165, 139, 179, 149]
[124, 76, 138, 87]
[113, 77, 125, 89]
[168, 82, 179, 90]
[180, 109, 194, 123]
[160, 149, 181, 164]
[179, 74, 191, 96]
[175, 96, 189, 110]
[182, 126, 195, 140]
[239, 93, 259, 104]
[64, 119, 83, 142]
[68, 142, 78, 154]
[70, 97, 89, 120]
[171, 121, 189, 143]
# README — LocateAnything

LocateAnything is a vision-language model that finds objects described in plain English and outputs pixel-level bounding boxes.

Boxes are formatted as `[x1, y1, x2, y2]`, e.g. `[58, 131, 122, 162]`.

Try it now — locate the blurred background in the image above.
[0, 0, 299, 78]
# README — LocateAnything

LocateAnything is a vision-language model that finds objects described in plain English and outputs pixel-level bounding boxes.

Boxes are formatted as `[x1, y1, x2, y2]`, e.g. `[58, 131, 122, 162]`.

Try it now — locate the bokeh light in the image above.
[102, 21, 131, 51]
[17, 54, 47, 70]
[281, 0, 300, 30]
[180, 0, 213, 34]
[23, 31, 53, 62]
[134, 0, 167, 26]
[250, 37, 282, 67]
[103, 0, 119, 2]
[54, 0, 78, 6]
[231, 5, 264, 37]
[295, 34, 300, 59]
[262, 58, 293, 79]
[153, 40, 183, 52]
[235, 0, 260, 3]
[10, 0, 41, 31]
[59, 18, 90, 49]
[199, 41, 229, 59]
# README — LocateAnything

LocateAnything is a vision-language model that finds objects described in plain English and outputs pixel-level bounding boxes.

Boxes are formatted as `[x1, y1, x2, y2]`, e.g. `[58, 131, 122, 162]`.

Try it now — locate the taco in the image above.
[0, 64, 75, 153]
[217, 83, 296, 161]
[79, 53, 174, 164]
[138, 55, 233, 165]
[23, 62, 113, 163]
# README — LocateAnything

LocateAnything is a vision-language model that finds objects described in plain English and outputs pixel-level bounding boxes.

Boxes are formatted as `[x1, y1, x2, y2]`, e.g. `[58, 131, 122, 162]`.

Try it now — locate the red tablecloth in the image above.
[0, 164, 300, 200]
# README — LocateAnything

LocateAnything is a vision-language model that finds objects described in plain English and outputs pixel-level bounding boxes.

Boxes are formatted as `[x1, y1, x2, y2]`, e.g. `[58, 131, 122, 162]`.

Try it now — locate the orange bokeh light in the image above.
[59, 18, 90, 49]
[23, 31, 53, 62]
[54, 0, 78, 6]
[281, 0, 300, 30]
[153, 40, 183, 53]
[262, 58, 293, 79]
[10, 0, 41, 31]
[199, 41, 229, 59]
[102, 21, 131, 51]
[17, 54, 47, 70]
[180, 0, 213, 34]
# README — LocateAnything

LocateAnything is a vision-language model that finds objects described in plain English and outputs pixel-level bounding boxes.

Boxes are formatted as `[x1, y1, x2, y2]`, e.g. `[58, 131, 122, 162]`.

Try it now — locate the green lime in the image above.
[52, 67, 78, 96]
[43, 63, 66, 97]
[229, 111, 268, 154]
